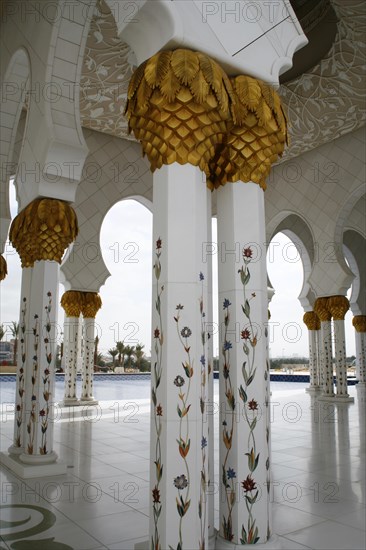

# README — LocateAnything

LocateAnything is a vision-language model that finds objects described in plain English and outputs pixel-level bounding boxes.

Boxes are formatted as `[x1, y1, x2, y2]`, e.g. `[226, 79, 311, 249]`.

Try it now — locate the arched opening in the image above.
[97, 198, 153, 371]
[266, 232, 308, 363]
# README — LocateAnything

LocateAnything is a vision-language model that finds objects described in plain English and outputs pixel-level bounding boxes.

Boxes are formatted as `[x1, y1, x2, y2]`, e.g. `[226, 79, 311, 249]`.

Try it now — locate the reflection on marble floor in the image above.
[0, 382, 365, 550]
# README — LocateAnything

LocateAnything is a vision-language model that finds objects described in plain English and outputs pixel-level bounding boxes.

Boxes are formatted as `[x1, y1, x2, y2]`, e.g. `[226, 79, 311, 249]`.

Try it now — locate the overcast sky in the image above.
[0, 183, 356, 359]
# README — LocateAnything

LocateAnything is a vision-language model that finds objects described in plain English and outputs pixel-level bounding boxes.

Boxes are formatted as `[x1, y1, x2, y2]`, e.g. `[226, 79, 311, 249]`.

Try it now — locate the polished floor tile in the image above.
[0, 382, 364, 549]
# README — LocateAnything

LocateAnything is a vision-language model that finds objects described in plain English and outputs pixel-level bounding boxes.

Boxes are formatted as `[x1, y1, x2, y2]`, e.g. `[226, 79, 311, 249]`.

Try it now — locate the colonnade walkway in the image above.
[0, 382, 365, 550]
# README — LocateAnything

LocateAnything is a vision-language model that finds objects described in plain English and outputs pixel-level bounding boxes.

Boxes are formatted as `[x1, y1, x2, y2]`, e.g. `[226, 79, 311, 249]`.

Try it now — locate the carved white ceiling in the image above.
[79, 0, 366, 157]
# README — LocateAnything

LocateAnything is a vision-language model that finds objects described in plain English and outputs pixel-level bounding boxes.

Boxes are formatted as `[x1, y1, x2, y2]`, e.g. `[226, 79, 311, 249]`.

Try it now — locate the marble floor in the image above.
[0, 382, 365, 550]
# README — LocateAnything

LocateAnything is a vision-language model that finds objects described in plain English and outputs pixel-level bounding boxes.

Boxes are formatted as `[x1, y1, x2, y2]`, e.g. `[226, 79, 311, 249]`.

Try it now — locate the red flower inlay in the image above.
[152, 486, 161, 503]
[242, 475, 256, 492]
[248, 399, 258, 411]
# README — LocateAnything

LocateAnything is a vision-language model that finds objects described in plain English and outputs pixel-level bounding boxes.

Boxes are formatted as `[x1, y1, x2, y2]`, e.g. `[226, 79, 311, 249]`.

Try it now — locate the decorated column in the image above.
[353, 315, 366, 387]
[210, 77, 287, 546]
[60, 290, 84, 406]
[314, 298, 335, 400]
[205, 190, 215, 544]
[303, 311, 321, 392]
[8, 270, 32, 455]
[80, 292, 102, 405]
[125, 49, 234, 550]
[327, 296, 353, 402]
[2, 198, 78, 477]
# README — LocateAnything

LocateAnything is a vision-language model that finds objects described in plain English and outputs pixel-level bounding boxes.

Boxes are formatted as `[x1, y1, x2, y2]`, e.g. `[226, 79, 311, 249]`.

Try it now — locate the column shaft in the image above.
[149, 163, 210, 550]
[356, 331, 366, 384]
[307, 330, 320, 391]
[216, 182, 270, 545]
[206, 190, 215, 543]
[319, 321, 334, 398]
[81, 317, 97, 403]
[333, 319, 349, 397]
[315, 330, 321, 387]
[9, 269, 31, 455]
[63, 316, 80, 404]
[19, 261, 60, 465]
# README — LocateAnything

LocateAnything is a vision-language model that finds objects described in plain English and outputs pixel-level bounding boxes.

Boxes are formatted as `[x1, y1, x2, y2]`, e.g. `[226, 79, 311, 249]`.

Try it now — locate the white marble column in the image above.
[328, 296, 353, 402]
[2, 262, 67, 476]
[353, 316, 366, 386]
[303, 311, 321, 393]
[205, 191, 215, 547]
[62, 316, 80, 404]
[80, 292, 101, 405]
[80, 317, 96, 403]
[60, 290, 84, 406]
[216, 182, 272, 547]
[149, 163, 210, 550]
[314, 298, 335, 401]
[2, 197, 77, 477]
[8, 269, 32, 455]
[77, 314, 84, 373]
[315, 329, 321, 387]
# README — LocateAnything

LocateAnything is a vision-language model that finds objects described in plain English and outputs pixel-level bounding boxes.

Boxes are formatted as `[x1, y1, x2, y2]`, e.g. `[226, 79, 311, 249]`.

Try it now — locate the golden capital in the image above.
[303, 311, 321, 331]
[9, 198, 78, 268]
[207, 76, 287, 189]
[0, 254, 7, 281]
[60, 291, 84, 318]
[327, 295, 349, 320]
[81, 292, 102, 318]
[352, 315, 366, 333]
[125, 49, 232, 176]
[314, 297, 331, 322]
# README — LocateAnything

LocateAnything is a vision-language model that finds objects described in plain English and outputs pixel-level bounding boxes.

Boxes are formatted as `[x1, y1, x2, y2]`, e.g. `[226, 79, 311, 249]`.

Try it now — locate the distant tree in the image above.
[116, 341, 127, 366]
[124, 345, 136, 369]
[96, 352, 104, 366]
[108, 348, 118, 369]
[0, 324, 5, 341]
[10, 321, 19, 365]
[139, 357, 151, 372]
[135, 343, 145, 370]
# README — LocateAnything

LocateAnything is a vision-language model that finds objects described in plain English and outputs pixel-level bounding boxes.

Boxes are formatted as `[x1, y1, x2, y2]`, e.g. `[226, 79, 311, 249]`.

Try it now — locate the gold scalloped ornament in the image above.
[9, 198, 78, 268]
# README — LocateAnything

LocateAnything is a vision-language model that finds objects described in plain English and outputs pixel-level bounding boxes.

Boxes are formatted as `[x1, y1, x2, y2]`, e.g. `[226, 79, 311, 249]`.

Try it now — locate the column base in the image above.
[79, 398, 99, 406]
[306, 386, 321, 393]
[8, 444, 24, 456]
[59, 398, 80, 407]
[215, 533, 280, 549]
[334, 395, 354, 403]
[0, 451, 67, 479]
[20, 450, 59, 465]
[317, 394, 336, 402]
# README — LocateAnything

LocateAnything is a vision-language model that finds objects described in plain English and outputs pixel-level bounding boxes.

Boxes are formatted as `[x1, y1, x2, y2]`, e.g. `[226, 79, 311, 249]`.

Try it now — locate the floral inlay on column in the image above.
[40, 292, 52, 455]
[15, 298, 27, 448]
[221, 298, 236, 542]
[238, 247, 260, 545]
[198, 272, 207, 550]
[173, 304, 193, 550]
[152, 238, 164, 550]
[27, 313, 40, 455]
